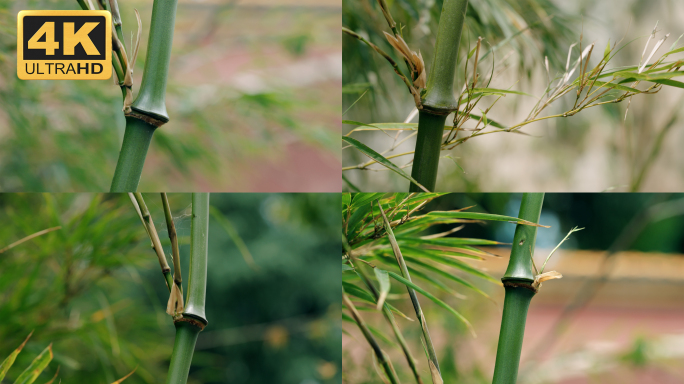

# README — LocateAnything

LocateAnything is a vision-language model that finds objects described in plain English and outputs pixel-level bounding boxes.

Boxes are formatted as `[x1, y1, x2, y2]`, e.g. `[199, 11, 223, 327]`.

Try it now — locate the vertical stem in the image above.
[166, 193, 209, 384]
[409, 112, 447, 192]
[184, 193, 209, 321]
[111, 0, 179, 191]
[423, 0, 469, 111]
[131, 0, 178, 121]
[492, 193, 544, 384]
[111, 118, 155, 192]
[165, 321, 201, 384]
[409, 0, 469, 192]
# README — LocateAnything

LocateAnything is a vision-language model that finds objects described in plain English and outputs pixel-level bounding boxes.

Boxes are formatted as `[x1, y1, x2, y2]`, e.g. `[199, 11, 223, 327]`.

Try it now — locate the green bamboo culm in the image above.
[166, 193, 209, 384]
[110, 0, 179, 192]
[409, 0, 468, 192]
[491, 193, 544, 384]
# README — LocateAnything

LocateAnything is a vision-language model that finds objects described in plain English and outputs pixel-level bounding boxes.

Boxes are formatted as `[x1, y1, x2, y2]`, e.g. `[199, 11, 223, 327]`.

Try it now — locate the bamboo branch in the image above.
[0, 227, 61, 254]
[343, 292, 401, 384]
[349, 256, 424, 384]
[161, 193, 182, 288]
[378, 204, 441, 378]
[129, 193, 173, 292]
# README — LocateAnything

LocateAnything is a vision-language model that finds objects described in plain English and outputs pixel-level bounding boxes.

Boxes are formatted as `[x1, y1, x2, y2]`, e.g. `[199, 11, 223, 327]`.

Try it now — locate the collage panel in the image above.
[0, 193, 340, 383]
[2, 0, 341, 192]
[343, 0, 684, 193]
[343, 193, 684, 383]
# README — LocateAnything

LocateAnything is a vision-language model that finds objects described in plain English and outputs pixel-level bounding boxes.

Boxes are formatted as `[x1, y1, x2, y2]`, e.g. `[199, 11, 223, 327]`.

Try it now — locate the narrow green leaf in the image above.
[426, 211, 550, 227]
[342, 136, 429, 192]
[342, 120, 392, 138]
[590, 81, 640, 93]
[397, 248, 500, 284]
[387, 271, 473, 335]
[343, 282, 413, 321]
[14, 344, 53, 384]
[0, 332, 33, 381]
[351, 193, 387, 209]
[342, 174, 361, 192]
[399, 237, 502, 246]
[404, 256, 490, 298]
[651, 78, 684, 89]
[374, 268, 391, 310]
[471, 87, 535, 97]
[342, 193, 351, 209]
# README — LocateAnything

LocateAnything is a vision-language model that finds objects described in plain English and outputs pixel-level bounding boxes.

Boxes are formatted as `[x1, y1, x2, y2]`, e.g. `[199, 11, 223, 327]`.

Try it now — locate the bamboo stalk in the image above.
[491, 193, 544, 384]
[166, 193, 209, 384]
[409, 0, 469, 192]
[110, 0, 179, 192]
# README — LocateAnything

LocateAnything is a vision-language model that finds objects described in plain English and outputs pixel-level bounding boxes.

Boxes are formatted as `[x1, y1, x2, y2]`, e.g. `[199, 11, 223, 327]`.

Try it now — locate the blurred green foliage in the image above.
[0, 0, 340, 191]
[0, 193, 340, 384]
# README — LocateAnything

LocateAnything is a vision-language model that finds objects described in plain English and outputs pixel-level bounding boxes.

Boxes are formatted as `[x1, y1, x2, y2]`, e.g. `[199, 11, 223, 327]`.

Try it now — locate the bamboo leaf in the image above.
[0, 332, 33, 381]
[351, 193, 387, 209]
[343, 282, 413, 321]
[404, 256, 490, 298]
[399, 237, 502, 247]
[343, 120, 393, 138]
[651, 78, 684, 89]
[399, 248, 500, 285]
[590, 81, 640, 93]
[470, 88, 535, 97]
[14, 344, 53, 384]
[387, 271, 473, 335]
[342, 136, 429, 192]
[426, 211, 550, 227]
[374, 268, 391, 310]
[342, 193, 351, 209]
[429, 360, 444, 384]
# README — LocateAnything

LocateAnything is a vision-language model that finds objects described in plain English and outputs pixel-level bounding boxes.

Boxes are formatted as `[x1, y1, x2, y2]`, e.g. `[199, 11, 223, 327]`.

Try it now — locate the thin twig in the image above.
[0, 226, 61, 254]
[161, 193, 182, 288]
[343, 292, 401, 384]
[129, 193, 173, 292]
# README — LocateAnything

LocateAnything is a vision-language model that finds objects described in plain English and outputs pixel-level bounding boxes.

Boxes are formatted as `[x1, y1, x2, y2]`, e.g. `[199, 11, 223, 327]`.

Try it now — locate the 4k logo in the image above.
[17, 10, 111, 80]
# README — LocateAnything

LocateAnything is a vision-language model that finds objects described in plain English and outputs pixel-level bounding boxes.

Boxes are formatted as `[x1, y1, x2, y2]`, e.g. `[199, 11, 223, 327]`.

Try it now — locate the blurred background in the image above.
[0, 193, 340, 383]
[0, 0, 340, 191]
[343, 0, 684, 192]
[343, 193, 684, 383]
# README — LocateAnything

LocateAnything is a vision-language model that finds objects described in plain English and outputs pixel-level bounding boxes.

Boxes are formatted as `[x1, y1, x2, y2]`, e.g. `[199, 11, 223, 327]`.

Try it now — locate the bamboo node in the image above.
[125, 109, 167, 127]
[502, 279, 538, 293]
[174, 316, 207, 331]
